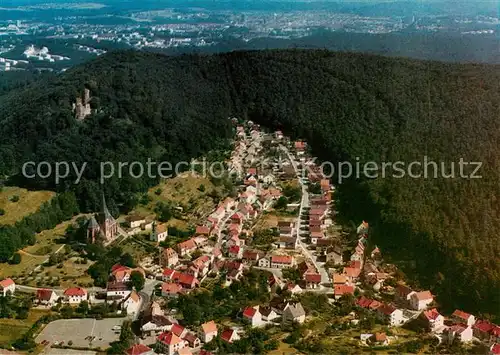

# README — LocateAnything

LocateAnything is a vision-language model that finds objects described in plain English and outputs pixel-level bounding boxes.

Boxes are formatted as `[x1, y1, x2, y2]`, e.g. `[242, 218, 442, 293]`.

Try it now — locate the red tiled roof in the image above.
[356, 296, 374, 309]
[474, 320, 495, 333]
[271, 255, 293, 264]
[344, 267, 361, 278]
[163, 268, 175, 277]
[243, 250, 259, 260]
[305, 273, 321, 283]
[0, 278, 14, 288]
[378, 303, 397, 316]
[243, 307, 257, 318]
[126, 344, 153, 355]
[202, 321, 217, 334]
[229, 245, 240, 254]
[171, 323, 185, 337]
[221, 329, 235, 343]
[36, 289, 54, 301]
[334, 285, 354, 296]
[162, 282, 182, 294]
[111, 264, 128, 273]
[413, 290, 433, 301]
[491, 344, 500, 355]
[196, 226, 210, 235]
[178, 239, 196, 250]
[452, 309, 472, 321]
[423, 308, 441, 321]
[64, 287, 86, 297]
[172, 272, 198, 287]
[157, 331, 182, 345]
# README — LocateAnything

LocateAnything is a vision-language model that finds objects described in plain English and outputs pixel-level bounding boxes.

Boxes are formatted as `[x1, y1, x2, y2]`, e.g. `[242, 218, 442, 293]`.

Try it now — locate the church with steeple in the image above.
[87, 194, 119, 244]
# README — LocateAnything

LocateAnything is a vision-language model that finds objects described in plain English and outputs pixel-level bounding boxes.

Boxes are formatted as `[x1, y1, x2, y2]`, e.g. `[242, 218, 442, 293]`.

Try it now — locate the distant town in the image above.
[0, 118, 498, 355]
[0, 3, 498, 72]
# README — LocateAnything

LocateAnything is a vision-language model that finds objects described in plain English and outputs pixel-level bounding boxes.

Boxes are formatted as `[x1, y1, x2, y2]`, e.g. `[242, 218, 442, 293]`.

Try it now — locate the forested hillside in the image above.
[0, 50, 498, 318]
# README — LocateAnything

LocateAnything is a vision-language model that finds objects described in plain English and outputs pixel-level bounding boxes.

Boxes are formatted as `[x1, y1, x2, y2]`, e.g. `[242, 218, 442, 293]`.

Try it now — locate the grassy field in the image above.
[37, 257, 94, 288]
[0, 309, 50, 345]
[0, 187, 55, 225]
[24, 214, 88, 256]
[131, 173, 221, 227]
[0, 253, 46, 279]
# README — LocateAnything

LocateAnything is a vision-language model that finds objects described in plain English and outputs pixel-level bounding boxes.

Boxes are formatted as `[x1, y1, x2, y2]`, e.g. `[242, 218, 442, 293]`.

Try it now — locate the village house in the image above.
[376, 304, 405, 327]
[344, 266, 361, 285]
[161, 282, 183, 298]
[333, 274, 348, 285]
[473, 320, 498, 342]
[310, 231, 324, 245]
[445, 325, 474, 344]
[195, 225, 211, 237]
[260, 306, 279, 322]
[111, 265, 145, 283]
[370, 333, 389, 346]
[200, 321, 218, 343]
[126, 215, 146, 229]
[258, 256, 271, 268]
[123, 290, 141, 316]
[0, 278, 15, 297]
[294, 141, 306, 155]
[125, 344, 155, 355]
[141, 314, 175, 336]
[36, 289, 59, 306]
[275, 236, 298, 249]
[156, 332, 187, 355]
[271, 255, 294, 269]
[357, 220, 369, 235]
[278, 221, 295, 237]
[177, 238, 197, 256]
[161, 248, 179, 268]
[334, 285, 355, 300]
[395, 284, 414, 305]
[282, 302, 306, 324]
[242, 250, 262, 265]
[183, 332, 201, 349]
[326, 247, 343, 265]
[242, 306, 265, 327]
[221, 329, 240, 343]
[171, 324, 188, 338]
[304, 273, 322, 289]
[451, 309, 476, 326]
[63, 287, 87, 304]
[106, 281, 131, 300]
[228, 245, 243, 259]
[420, 308, 445, 333]
[151, 222, 168, 242]
[286, 283, 303, 295]
[409, 290, 434, 311]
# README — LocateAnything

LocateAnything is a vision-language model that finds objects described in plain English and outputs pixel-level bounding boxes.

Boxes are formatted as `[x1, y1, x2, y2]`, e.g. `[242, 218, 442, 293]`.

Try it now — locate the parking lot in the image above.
[35, 318, 124, 349]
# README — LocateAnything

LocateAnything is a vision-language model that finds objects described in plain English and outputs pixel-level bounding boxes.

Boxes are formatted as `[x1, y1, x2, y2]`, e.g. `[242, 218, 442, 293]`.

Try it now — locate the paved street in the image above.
[280, 144, 330, 283]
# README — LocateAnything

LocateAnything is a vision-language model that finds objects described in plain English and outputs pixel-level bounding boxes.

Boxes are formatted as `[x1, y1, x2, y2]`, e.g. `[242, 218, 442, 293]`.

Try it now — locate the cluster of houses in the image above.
[241, 297, 306, 328]
[133, 296, 306, 355]
[0, 273, 142, 316]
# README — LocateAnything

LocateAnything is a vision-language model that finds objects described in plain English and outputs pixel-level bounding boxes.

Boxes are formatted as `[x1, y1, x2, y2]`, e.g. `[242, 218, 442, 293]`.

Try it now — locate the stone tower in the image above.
[87, 215, 100, 244]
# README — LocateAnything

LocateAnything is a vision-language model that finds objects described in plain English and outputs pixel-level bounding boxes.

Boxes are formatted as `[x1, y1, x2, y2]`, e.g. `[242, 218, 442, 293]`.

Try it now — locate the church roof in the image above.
[88, 215, 99, 229]
[102, 194, 113, 220]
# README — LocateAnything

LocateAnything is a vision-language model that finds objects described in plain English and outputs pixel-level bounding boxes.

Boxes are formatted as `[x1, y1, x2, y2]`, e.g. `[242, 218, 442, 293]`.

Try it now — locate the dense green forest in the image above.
[0, 49, 498, 318]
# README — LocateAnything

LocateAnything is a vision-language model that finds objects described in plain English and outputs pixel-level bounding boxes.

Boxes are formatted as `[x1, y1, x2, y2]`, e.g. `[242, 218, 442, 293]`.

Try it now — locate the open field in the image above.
[0, 253, 46, 279]
[35, 318, 124, 349]
[0, 309, 50, 345]
[34, 256, 94, 288]
[0, 187, 55, 225]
